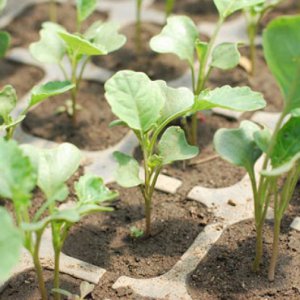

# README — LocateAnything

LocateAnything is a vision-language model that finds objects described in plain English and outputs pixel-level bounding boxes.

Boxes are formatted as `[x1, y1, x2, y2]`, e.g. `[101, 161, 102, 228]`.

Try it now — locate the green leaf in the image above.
[85, 21, 126, 54]
[214, 0, 265, 18]
[29, 81, 75, 107]
[36, 143, 82, 201]
[211, 42, 240, 70]
[30, 23, 66, 64]
[0, 85, 17, 122]
[271, 117, 300, 168]
[77, 203, 113, 216]
[0, 0, 6, 11]
[51, 209, 81, 223]
[75, 173, 118, 204]
[105, 71, 164, 133]
[195, 40, 208, 63]
[58, 31, 106, 56]
[157, 81, 194, 123]
[263, 16, 300, 113]
[0, 208, 22, 282]
[150, 15, 199, 66]
[0, 139, 37, 202]
[253, 126, 272, 153]
[0, 31, 10, 58]
[158, 126, 199, 165]
[109, 119, 128, 128]
[194, 85, 266, 112]
[214, 121, 263, 172]
[76, 0, 97, 23]
[80, 281, 95, 299]
[113, 152, 142, 188]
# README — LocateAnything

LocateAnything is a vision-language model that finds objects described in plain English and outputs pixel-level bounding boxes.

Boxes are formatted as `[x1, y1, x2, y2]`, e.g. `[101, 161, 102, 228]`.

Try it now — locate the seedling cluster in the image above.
[0, 0, 299, 298]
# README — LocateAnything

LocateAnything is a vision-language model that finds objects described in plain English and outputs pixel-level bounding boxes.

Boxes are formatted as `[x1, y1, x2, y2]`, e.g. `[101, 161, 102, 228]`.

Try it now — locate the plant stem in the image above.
[247, 22, 257, 76]
[268, 216, 280, 281]
[165, 0, 175, 19]
[49, 0, 57, 22]
[135, 0, 142, 53]
[32, 234, 48, 300]
[253, 223, 263, 272]
[53, 249, 61, 300]
[70, 55, 78, 126]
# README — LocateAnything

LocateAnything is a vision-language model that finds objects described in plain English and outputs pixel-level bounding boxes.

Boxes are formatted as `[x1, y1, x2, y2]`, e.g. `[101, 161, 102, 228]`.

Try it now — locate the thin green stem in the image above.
[135, 0, 143, 53]
[53, 249, 61, 300]
[247, 22, 257, 76]
[165, 0, 175, 19]
[49, 0, 57, 22]
[268, 215, 280, 281]
[70, 55, 79, 125]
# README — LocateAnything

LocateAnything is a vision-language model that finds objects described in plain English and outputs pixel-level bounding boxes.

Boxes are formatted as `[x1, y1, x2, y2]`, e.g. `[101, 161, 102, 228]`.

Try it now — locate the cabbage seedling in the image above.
[105, 70, 266, 236]
[150, 0, 265, 144]
[0, 0, 10, 59]
[214, 16, 300, 281]
[0, 81, 74, 140]
[0, 139, 117, 300]
[30, 2, 126, 125]
[243, 0, 283, 75]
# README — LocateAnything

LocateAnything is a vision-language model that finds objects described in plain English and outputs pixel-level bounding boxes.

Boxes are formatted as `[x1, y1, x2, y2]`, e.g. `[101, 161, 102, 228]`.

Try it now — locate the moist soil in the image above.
[5, 2, 107, 48]
[0, 60, 44, 97]
[22, 80, 128, 151]
[92, 22, 188, 81]
[152, 0, 219, 22]
[187, 184, 300, 300]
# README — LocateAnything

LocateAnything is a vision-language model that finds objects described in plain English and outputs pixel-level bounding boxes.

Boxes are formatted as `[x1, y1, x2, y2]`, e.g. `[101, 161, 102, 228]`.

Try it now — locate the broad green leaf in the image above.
[75, 173, 118, 204]
[109, 119, 128, 128]
[85, 21, 126, 54]
[0, 208, 22, 282]
[150, 16, 199, 66]
[157, 81, 194, 123]
[113, 152, 143, 188]
[214, 0, 265, 18]
[77, 203, 113, 216]
[270, 117, 300, 168]
[253, 126, 272, 153]
[0, 139, 36, 201]
[0, 85, 17, 122]
[214, 121, 263, 172]
[30, 24, 66, 64]
[0, 0, 7, 11]
[36, 143, 82, 201]
[51, 208, 81, 223]
[0, 31, 10, 58]
[29, 81, 74, 107]
[263, 16, 300, 113]
[158, 126, 198, 165]
[194, 85, 266, 112]
[211, 42, 240, 70]
[76, 0, 97, 23]
[105, 71, 164, 132]
[59, 31, 106, 56]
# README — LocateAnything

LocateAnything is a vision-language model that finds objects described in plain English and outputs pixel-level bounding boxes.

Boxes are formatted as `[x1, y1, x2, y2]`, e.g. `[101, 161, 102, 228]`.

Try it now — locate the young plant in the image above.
[30, 1, 126, 125]
[105, 70, 266, 236]
[243, 0, 283, 75]
[0, 81, 74, 140]
[0, 0, 10, 59]
[52, 281, 95, 300]
[150, 0, 265, 145]
[214, 16, 300, 281]
[0, 140, 117, 300]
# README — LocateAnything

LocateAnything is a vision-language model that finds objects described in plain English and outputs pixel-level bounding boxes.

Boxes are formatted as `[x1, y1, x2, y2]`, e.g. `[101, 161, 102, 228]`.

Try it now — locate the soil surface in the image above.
[63, 183, 212, 277]
[5, 2, 107, 48]
[188, 184, 300, 300]
[22, 80, 128, 151]
[0, 60, 44, 97]
[0, 270, 83, 300]
[92, 22, 188, 81]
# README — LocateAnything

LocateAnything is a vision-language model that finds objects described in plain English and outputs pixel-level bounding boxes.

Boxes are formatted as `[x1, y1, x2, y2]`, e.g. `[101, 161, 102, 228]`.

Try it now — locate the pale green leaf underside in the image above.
[211, 42, 240, 70]
[76, 0, 97, 23]
[0, 85, 17, 120]
[263, 16, 300, 113]
[195, 85, 266, 112]
[0, 208, 22, 282]
[150, 15, 199, 65]
[214, 120, 263, 172]
[158, 126, 199, 165]
[113, 152, 142, 188]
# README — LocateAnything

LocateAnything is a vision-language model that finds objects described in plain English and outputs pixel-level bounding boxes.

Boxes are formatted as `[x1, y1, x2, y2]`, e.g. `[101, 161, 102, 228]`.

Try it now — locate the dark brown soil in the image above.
[62, 183, 212, 280]
[187, 184, 300, 300]
[5, 2, 107, 48]
[260, 0, 300, 30]
[0, 269, 83, 300]
[209, 47, 283, 113]
[22, 81, 128, 151]
[92, 22, 188, 81]
[0, 60, 44, 98]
